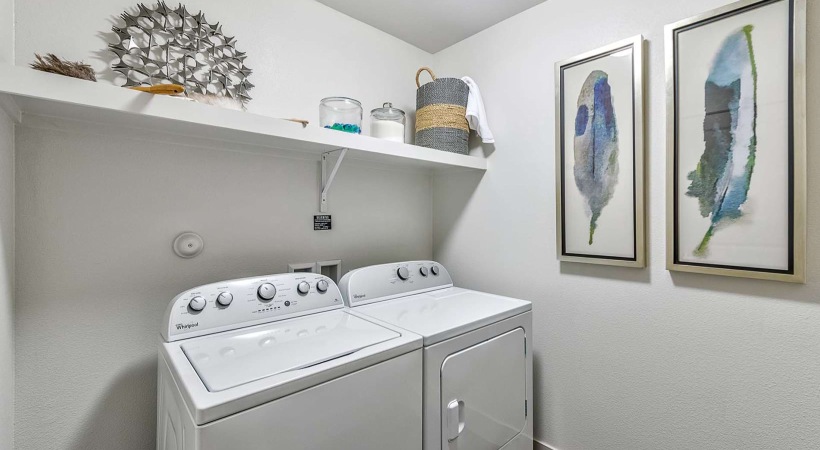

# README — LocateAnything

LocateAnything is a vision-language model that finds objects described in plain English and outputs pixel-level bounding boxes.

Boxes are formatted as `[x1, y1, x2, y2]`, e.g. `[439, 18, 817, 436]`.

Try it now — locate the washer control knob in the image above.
[397, 267, 410, 280]
[188, 296, 207, 312]
[316, 280, 329, 293]
[431, 265, 440, 276]
[216, 292, 233, 307]
[257, 283, 276, 301]
[297, 281, 310, 295]
[419, 267, 429, 277]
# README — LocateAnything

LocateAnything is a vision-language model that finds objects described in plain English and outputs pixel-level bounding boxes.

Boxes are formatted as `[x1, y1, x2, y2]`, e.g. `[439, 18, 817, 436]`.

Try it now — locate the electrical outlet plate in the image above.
[288, 262, 318, 273]
[317, 260, 342, 283]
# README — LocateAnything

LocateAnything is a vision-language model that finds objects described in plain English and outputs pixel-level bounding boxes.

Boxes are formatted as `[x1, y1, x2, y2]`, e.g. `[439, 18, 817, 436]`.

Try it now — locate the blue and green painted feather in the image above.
[574, 70, 619, 245]
[686, 25, 757, 256]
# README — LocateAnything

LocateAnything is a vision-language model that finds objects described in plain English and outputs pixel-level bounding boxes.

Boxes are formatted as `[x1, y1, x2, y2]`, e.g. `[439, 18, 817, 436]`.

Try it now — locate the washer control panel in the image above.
[162, 273, 343, 342]
[339, 260, 453, 307]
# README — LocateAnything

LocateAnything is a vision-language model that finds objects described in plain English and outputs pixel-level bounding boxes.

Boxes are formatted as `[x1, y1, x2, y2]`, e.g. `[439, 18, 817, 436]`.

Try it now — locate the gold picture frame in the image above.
[665, 0, 806, 282]
[555, 35, 646, 268]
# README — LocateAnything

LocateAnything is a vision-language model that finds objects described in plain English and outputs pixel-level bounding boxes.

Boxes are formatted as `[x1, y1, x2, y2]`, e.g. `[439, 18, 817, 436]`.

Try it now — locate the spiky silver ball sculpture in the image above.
[109, 2, 253, 103]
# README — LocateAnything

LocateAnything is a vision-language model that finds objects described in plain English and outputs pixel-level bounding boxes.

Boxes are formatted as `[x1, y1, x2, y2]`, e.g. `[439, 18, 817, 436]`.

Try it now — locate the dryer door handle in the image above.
[446, 399, 465, 442]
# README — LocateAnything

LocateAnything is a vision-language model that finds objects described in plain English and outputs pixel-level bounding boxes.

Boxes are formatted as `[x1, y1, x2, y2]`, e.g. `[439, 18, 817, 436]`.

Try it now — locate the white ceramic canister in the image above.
[370, 102, 406, 143]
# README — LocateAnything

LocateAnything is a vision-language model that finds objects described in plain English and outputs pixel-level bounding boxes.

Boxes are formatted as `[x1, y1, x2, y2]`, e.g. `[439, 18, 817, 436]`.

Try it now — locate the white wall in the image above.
[0, 0, 11, 63]
[13, 0, 820, 449]
[0, 113, 14, 450]
[14, 124, 432, 450]
[0, 0, 15, 447]
[12, 1, 433, 449]
[433, 0, 820, 449]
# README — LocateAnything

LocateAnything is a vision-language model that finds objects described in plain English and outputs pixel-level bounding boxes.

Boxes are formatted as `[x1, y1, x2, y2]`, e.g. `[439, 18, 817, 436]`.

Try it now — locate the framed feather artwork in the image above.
[555, 35, 645, 267]
[666, 0, 806, 282]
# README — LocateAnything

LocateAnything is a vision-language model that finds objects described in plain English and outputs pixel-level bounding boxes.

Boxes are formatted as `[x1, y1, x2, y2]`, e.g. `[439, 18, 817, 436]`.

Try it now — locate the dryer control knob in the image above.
[397, 267, 410, 280]
[419, 266, 429, 277]
[188, 296, 207, 312]
[431, 265, 440, 276]
[316, 280, 329, 293]
[297, 281, 310, 295]
[216, 292, 233, 307]
[258, 283, 276, 301]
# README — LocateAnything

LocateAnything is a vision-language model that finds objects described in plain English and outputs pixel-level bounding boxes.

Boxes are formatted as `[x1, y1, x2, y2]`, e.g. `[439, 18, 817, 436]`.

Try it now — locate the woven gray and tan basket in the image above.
[415, 67, 469, 155]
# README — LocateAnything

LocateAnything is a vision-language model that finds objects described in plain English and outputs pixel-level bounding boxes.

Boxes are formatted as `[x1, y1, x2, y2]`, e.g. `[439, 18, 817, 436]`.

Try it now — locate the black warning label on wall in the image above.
[314, 215, 332, 231]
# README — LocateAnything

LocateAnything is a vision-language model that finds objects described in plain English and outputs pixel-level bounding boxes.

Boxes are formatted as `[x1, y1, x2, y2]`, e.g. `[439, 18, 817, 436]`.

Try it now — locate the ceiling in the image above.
[315, 0, 547, 53]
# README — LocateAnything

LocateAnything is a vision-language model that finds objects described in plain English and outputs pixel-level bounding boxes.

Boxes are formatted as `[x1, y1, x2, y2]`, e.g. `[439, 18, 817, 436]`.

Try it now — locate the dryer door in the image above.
[440, 328, 527, 450]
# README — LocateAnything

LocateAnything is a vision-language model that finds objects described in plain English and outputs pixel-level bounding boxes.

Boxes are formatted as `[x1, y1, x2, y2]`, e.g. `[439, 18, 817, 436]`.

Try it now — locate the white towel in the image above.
[461, 76, 495, 144]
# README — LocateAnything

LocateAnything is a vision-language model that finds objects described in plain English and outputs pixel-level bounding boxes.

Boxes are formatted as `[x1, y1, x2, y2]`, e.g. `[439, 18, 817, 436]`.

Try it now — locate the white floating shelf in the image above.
[0, 64, 486, 172]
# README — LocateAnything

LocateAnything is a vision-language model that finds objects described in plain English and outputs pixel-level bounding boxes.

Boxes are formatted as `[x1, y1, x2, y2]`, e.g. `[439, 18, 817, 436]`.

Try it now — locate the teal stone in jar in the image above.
[320, 97, 362, 134]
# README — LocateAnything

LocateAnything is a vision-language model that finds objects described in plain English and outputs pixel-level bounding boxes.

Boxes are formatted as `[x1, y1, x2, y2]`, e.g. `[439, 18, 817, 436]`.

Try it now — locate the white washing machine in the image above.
[339, 261, 533, 450]
[157, 272, 423, 450]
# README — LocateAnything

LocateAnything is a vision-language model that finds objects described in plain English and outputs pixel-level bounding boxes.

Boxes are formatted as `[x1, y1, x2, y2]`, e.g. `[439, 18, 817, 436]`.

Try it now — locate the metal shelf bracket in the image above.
[320, 148, 348, 213]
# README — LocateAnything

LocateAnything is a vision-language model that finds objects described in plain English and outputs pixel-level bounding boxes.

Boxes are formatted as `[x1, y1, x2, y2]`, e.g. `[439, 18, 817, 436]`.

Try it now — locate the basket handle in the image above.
[416, 67, 437, 88]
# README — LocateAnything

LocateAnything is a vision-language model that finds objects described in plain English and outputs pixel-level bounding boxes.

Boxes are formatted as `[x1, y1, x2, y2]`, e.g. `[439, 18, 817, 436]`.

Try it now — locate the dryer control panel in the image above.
[339, 260, 454, 307]
[162, 273, 343, 342]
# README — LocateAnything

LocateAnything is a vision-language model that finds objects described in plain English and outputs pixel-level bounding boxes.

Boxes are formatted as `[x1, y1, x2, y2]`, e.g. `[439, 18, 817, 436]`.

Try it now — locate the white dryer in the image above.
[339, 261, 533, 450]
[157, 272, 423, 450]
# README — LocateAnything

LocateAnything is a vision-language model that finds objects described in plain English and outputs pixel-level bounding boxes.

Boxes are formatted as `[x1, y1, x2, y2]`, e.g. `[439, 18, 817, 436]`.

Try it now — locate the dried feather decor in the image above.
[30, 53, 97, 81]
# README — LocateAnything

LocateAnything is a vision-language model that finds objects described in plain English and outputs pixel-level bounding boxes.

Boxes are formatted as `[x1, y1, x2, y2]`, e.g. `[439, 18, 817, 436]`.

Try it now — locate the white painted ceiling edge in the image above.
[315, 0, 548, 53]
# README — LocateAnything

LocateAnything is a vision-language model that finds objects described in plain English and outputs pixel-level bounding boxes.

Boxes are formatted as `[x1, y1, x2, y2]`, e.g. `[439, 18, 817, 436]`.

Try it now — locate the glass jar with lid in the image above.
[370, 102, 406, 143]
[320, 97, 362, 134]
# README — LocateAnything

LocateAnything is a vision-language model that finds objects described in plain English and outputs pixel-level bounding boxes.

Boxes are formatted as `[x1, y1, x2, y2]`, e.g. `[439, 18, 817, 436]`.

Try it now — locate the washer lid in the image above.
[181, 310, 400, 392]
[355, 287, 531, 345]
